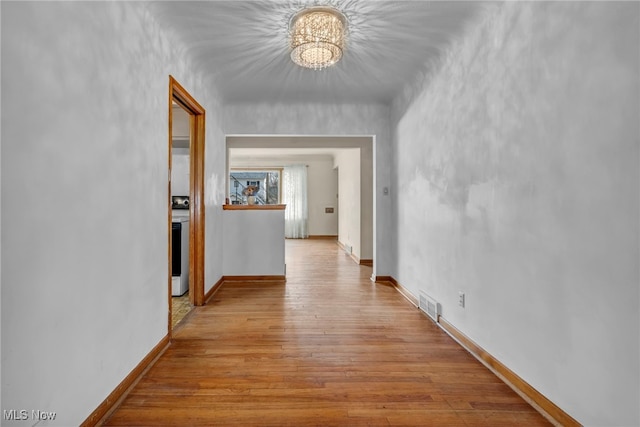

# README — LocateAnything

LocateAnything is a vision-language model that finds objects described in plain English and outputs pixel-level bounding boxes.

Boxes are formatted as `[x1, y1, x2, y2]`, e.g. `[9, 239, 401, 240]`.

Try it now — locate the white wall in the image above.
[306, 159, 338, 236]
[171, 106, 190, 197]
[172, 105, 190, 138]
[0, 1, 3, 407]
[391, 2, 639, 426]
[171, 148, 190, 196]
[334, 150, 361, 258]
[222, 210, 285, 276]
[1, 2, 225, 425]
[224, 104, 391, 275]
[231, 155, 338, 236]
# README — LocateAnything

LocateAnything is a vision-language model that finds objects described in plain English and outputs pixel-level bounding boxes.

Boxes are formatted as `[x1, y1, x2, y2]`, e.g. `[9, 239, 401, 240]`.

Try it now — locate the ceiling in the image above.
[151, 1, 488, 105]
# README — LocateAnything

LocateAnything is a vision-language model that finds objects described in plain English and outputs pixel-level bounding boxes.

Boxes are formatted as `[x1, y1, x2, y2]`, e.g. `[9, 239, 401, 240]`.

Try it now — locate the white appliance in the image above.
[171, 217, 189, 296]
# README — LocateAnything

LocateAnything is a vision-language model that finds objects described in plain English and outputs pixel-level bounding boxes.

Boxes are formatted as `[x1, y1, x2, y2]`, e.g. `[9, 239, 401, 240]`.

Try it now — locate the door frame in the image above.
[168, 76, 206, 334]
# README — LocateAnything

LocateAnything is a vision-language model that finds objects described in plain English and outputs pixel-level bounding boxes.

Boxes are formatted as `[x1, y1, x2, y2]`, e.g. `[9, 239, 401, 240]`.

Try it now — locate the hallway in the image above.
[104, 239, 550, 426]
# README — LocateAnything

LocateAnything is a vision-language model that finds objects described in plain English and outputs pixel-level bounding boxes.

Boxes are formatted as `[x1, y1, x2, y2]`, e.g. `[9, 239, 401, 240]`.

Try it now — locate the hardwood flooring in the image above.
[104, 239, 551, 426]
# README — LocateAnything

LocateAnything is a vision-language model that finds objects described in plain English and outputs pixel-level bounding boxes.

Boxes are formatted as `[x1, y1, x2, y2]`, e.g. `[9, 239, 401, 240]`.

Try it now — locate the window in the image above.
[229, 169, 281, 205]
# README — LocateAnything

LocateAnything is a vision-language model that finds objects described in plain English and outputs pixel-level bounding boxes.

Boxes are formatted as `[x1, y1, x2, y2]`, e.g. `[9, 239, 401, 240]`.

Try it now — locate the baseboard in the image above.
[205, 276, 285, 302]
[308, 235, 338, 240]
[82, 334, 170, 426]
[377, 275, 579, 426]
[347, 251, 373, 266]
[222, 275, 286, 283]
[438, 316, 580, 427]
[393, 279, 418, 307]
[336, 240, 373, 267]
[205, 276, 225, 303]
[375, 276, 418, 307]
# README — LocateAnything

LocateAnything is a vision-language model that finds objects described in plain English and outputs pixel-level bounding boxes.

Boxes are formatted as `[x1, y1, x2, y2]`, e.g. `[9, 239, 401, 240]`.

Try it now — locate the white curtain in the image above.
[282, 165, 308, 238]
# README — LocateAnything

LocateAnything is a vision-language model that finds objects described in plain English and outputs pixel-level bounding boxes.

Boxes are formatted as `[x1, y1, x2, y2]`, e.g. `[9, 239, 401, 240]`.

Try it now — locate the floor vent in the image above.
[419, 291, 440, 322]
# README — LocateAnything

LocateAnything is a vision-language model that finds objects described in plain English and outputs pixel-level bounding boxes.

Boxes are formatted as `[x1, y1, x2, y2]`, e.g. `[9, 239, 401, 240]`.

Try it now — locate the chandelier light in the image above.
[289, 6, 347, 70]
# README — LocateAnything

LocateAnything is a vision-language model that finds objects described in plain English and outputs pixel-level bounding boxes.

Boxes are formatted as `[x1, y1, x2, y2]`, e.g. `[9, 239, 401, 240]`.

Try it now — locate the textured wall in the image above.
[392, 2, 639, 425]
[224, 103, 391, 274]
[1, 2, 224, 425]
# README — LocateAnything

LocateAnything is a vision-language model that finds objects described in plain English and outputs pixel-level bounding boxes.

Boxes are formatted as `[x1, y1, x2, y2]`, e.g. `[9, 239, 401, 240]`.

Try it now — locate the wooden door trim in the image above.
[168, 76, 206, 335]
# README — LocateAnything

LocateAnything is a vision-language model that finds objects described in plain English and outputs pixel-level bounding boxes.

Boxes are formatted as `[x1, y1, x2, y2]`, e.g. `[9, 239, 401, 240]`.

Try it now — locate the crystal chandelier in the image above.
[289, 6, 347, 70]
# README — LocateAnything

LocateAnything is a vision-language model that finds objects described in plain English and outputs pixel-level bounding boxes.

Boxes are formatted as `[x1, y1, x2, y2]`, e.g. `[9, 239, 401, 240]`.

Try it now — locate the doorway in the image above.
[168, 76, 205, 334]
[226, 136, 373, 265]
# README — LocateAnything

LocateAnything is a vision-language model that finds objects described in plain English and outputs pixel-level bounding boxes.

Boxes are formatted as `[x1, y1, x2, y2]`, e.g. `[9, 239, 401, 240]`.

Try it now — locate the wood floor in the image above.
[104, 239, 551, 426]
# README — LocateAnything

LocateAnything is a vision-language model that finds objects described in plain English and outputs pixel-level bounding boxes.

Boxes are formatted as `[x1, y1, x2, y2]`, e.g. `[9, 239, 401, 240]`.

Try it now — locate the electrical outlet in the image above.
[458, 292, 465, 308]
